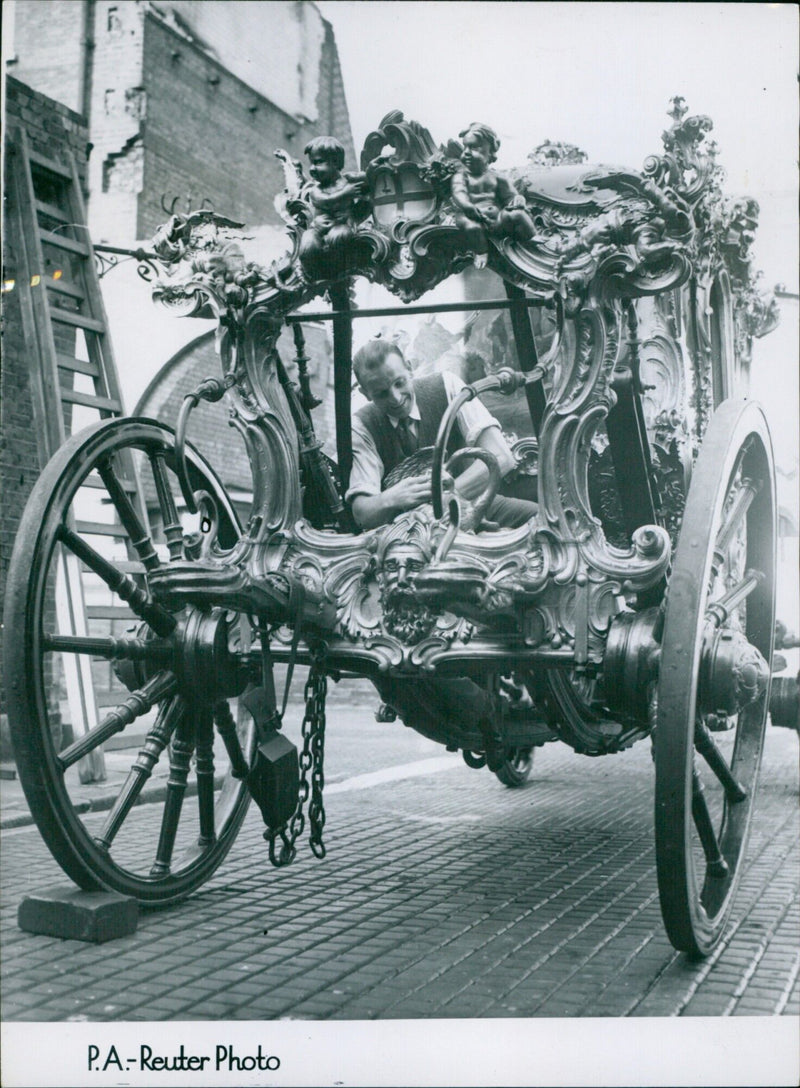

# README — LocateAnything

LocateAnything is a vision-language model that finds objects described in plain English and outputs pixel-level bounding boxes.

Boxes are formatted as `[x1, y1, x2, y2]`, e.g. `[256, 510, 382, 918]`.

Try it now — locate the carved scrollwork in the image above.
[149, 103, 713, 316]
[140, 98, 775, 687]
[642, 96, 720, 206]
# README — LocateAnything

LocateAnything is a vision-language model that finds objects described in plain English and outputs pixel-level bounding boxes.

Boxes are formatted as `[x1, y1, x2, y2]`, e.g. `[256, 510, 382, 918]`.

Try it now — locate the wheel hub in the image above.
[699, 626, 770, 717]
[114, 608, 249, 700]
[605, 608, 769, 723]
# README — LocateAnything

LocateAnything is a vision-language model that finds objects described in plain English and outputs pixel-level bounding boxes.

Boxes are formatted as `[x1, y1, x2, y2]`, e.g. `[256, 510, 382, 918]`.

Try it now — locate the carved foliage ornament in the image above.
[150, 103, 738, 316]
[142, 100, 771, 674]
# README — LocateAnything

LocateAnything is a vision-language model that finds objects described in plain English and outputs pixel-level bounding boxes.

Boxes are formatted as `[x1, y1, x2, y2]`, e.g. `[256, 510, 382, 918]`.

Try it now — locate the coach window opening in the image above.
[709, 272, 734, 405]
[284, 285, 551, 500]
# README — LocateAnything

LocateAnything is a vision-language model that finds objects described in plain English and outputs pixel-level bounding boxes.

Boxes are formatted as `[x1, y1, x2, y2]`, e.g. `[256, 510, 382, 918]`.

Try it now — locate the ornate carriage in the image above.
[4, 99, 786, 956]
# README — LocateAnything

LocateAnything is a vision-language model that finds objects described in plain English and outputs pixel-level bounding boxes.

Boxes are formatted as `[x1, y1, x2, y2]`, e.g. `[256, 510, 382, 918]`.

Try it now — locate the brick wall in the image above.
[153, 1, 327, 123]
[4, 76, 90, 189]
[8, 0, 89, 115]
[79, 1, 357, 242]
[10, 1, 357, 242]
[135, 12, 356, 239]
[1, 78, 91, 718]
[85, 0, 147, 242]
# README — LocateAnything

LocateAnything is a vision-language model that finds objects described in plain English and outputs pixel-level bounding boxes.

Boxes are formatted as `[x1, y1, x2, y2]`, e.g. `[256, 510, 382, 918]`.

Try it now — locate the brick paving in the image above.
[1, 711, 798, 1024]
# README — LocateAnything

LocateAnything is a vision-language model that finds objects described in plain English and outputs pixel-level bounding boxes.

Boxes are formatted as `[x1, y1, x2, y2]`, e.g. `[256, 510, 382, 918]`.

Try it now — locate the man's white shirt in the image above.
[346, 370, 512, 501]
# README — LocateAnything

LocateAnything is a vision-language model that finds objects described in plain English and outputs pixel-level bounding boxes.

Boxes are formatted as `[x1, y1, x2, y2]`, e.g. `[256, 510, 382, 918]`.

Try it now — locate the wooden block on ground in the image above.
[18, 885, 138, 943]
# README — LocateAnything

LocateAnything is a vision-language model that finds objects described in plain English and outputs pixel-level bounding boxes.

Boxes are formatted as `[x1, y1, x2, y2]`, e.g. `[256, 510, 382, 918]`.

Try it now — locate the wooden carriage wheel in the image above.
[3, 419, 254, 904]
[655, 400, 775, 955]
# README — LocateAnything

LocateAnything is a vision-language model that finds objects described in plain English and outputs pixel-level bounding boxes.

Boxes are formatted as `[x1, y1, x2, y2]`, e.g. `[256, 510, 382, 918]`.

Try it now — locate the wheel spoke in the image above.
[43, 632, 165, 662]
[57, 672, 177, 770]
[150, 719, 195, 876]
[57, 525, 176, 636]
[96, 455, 161, 572]
[691, 765, 729, 879]
[706, 569, 764, 628]
[149, 451, 184, 560]
[694, 719, 747, 802]
[214, 699, 250, 779]
[712, 477, 759, 575]
[95, 696, 183, 849]
[195, 706, 217, 848]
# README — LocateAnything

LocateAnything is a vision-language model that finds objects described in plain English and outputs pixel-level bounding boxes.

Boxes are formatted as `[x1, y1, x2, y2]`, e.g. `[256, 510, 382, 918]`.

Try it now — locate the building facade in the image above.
[1, 78, 93, 727]
[9, 0, 356, 242]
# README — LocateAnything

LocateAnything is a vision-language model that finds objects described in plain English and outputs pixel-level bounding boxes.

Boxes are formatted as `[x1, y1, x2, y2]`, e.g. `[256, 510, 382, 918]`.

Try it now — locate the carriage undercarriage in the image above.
[3, 100, 789, 956]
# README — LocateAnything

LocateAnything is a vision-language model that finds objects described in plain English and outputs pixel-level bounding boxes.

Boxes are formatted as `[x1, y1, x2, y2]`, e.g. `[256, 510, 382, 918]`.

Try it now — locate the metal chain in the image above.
[266, 647, 328, 867]
[307, 659, 328, 858]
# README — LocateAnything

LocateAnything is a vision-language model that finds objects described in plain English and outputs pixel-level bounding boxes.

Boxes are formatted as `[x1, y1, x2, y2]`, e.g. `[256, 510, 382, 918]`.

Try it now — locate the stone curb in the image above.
[0, 774, 224, 832]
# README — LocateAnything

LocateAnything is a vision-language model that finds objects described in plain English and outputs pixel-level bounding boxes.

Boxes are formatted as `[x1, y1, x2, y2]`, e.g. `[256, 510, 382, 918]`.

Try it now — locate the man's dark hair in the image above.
[353, 339, 407, 385]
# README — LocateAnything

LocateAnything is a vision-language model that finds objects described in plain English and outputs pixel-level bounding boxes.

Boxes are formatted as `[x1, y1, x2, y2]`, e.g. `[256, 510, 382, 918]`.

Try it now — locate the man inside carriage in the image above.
[346, 336, 538, 531]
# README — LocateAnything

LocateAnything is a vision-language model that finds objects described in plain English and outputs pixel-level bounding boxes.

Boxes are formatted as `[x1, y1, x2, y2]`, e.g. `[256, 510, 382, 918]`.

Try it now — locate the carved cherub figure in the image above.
[297, 137, 370, 273]
[450, 123, 535, 266]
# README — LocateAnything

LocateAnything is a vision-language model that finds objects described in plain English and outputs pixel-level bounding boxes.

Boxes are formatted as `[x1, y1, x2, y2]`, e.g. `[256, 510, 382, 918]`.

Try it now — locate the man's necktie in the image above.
[396, 416, 418, 458]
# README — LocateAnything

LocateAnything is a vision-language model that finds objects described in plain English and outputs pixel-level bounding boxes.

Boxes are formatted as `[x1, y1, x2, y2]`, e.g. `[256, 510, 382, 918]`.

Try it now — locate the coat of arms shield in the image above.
[370, 163, 436, 227]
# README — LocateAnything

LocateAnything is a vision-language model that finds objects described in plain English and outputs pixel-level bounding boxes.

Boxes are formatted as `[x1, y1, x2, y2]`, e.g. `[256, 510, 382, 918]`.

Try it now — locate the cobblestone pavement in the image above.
[1, 698, 798, 1028]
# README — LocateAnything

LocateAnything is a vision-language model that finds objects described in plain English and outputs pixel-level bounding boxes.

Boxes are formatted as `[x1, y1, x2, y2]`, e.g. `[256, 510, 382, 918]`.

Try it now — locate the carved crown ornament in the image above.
[142, 101, 778, 673]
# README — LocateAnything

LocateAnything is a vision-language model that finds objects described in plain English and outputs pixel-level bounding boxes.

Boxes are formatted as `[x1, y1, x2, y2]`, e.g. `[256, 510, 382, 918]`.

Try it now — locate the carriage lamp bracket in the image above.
[174, 373, 236, 526]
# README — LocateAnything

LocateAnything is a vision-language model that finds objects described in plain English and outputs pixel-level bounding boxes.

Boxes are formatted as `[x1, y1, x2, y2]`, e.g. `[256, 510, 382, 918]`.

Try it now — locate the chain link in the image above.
[308, 660, 327, 858]
[266, 646, 328, 867]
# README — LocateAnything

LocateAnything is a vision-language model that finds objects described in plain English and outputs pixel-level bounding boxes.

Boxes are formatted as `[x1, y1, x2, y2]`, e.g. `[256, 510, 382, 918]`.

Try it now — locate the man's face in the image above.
[358, 352, 414, 420]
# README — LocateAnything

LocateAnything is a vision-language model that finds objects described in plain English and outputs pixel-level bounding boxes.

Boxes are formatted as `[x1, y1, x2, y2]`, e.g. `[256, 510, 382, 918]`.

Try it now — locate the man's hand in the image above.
[384, 474, 432, 512]
[351, 475, 432, 530]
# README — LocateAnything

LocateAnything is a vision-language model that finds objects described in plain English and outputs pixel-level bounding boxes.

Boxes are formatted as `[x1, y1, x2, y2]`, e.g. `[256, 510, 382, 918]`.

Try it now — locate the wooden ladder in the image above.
[7, 128, 137, 782]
